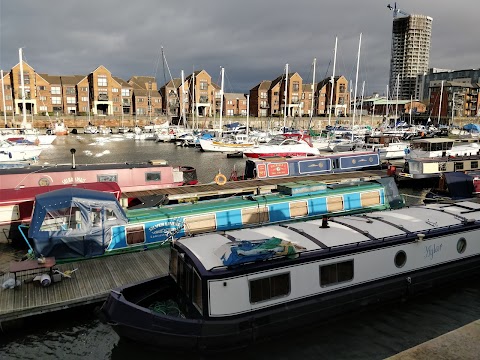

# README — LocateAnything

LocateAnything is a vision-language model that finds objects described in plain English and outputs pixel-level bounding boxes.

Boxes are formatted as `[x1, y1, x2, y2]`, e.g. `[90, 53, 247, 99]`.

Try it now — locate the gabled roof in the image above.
[133, 88, 161, 97]
[38, 73, 61, 84]
[129, 76, 157, 89]
[113, 76, 131, 87]
[161, 78, 182, 89]
[60, 75, 84, 85]
[224, 93, 246, 100]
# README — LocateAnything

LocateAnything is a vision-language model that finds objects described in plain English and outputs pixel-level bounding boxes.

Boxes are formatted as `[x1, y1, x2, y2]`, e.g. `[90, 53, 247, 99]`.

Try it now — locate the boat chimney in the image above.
[70, 148, 76, 169]
[321, 216, 330, 228]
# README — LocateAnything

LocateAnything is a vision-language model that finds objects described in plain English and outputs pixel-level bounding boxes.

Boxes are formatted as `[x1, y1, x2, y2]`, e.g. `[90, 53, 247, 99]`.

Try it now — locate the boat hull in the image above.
[102, 255, 480, 352]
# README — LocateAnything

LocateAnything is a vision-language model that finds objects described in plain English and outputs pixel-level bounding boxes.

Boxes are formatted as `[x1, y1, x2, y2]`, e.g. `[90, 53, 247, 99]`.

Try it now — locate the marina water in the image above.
[1, 134, 479, 360]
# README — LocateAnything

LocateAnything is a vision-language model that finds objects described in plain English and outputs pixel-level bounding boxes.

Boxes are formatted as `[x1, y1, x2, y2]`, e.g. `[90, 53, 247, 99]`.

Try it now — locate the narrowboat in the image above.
[22, 177, 403, 261]
[0, 182, 121, 245]
[0, 159, 198, 194]
[101, 200, 480, 352]
[243, 151, 381, 180]
[396, 154, 480, 183]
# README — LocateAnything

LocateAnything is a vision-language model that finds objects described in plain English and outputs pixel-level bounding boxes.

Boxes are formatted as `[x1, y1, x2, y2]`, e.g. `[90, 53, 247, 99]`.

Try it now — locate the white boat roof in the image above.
[411, 138, 454, 144]
[177, 201, 480, 271]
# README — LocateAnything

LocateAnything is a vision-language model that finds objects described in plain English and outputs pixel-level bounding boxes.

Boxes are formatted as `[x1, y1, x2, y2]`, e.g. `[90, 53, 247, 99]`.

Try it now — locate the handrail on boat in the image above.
[18, 224, 35, 256]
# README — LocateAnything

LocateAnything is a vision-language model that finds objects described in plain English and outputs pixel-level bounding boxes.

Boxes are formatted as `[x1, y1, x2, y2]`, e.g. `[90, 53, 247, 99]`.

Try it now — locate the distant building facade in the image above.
[389, 13, 433, 100]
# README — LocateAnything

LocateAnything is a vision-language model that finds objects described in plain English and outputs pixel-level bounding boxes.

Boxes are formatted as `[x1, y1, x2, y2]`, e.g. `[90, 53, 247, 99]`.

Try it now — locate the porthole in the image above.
[394, 250, 407, 268]
[457, 237, 467, 254]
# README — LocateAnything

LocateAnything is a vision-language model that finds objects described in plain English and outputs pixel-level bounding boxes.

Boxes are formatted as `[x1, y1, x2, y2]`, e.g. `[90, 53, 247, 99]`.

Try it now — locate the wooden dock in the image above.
[0, 248, 169, 325]
[122, 169, 388, 202]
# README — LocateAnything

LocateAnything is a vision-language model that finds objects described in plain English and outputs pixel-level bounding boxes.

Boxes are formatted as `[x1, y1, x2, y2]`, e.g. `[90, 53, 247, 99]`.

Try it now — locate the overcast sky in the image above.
[0, 1, 478, 96]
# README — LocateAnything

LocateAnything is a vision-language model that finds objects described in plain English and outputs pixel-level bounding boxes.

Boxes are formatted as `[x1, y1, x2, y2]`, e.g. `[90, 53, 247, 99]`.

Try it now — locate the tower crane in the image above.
[387, 3, 410, 18]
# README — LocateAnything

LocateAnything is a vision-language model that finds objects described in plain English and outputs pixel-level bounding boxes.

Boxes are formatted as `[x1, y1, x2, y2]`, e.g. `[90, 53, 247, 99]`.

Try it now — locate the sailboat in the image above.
[199, 67, 256, 153]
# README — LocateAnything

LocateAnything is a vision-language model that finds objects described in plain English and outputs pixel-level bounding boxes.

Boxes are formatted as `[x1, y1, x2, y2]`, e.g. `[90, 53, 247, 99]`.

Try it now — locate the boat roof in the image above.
[251, 151, 378, 163]
[0, 182, 121, 203]
[177, 200, 480, 271]
[125, 181, 383, 222]
[411, 138, 454, 144]
[0, 160, 173, 175]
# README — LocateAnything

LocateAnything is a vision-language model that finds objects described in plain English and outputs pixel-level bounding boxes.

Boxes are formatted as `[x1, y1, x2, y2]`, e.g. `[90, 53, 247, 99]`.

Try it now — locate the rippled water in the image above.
[1, 134, 479, 360]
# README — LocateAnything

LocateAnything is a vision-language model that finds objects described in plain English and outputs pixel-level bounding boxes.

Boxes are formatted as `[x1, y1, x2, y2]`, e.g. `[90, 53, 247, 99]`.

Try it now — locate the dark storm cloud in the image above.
[1, 0, 478, 95]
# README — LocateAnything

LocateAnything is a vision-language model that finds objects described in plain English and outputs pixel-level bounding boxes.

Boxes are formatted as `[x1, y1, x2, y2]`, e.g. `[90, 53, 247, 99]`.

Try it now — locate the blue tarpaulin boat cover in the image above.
[220, 237, 304, 266]
[28, 188, 128, 259]
[463, 123, 480, 132]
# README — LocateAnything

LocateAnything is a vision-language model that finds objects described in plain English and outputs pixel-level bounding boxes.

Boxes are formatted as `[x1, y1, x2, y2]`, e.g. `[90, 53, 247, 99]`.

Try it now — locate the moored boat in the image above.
[101, 200, 480, 352]
[396, 154, 480, 183]
[0, 139, 43, 162]
[0, 158, 198, 194]
[0, 182, 121, 245]
[424, 171, 480, 203]
[242, 151, 381, 180]
[22, 177, 403, 261]
[243, 134, 320, 158]
[405, 138, 480, 159]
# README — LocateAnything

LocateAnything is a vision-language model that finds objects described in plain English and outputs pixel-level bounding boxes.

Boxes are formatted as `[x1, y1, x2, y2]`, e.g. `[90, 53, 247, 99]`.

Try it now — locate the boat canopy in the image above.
[443, 172, 475, 200]
[28, 188, 128, 259]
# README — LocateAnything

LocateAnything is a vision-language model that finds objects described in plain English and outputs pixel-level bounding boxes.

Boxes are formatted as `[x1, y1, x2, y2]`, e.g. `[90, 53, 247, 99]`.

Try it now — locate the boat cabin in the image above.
[244, 151, 380, 179]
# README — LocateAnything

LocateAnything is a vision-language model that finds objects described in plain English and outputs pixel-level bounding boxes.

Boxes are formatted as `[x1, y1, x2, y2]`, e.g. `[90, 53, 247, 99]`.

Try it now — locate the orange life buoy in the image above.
[214, 173, 227, 185]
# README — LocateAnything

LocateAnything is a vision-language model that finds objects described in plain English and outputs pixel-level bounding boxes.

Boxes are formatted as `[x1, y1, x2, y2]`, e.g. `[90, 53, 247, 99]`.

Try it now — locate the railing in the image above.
[98, 95, 109, 101]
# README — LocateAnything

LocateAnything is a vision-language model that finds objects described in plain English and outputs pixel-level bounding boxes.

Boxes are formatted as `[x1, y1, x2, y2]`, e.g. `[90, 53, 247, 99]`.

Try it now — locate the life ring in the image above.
[214, 173, 227, 185]
[169, 129, 174, 135]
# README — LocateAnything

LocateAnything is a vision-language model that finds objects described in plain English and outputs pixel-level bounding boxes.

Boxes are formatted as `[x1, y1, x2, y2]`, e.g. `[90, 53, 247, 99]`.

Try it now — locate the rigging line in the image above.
[161, 47, 168, 90]
[152, 47, 163, 80]
[161, 48, 180, 104]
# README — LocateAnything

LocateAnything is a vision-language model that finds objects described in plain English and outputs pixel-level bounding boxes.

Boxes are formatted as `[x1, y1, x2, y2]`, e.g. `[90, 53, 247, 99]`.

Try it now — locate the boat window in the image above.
[97, 174, 118, 183]
[126, 225, 145, 245]
[457, 238, 467, 254]
[320, 260, 354, 287]
[394, 250, 407, 268]
[169, 248, 179, 280]
[455, 162, 464, 171]
[145, 172, 161, 182]
[438, 163, 447, 172]
[471, 161, 478, 169]
[249, 272, 290, 303]
[105, 208, 117, 221]
[177, 255, 192, 295]
[40, 206, 82, 231]
[192, 269, 203, 312]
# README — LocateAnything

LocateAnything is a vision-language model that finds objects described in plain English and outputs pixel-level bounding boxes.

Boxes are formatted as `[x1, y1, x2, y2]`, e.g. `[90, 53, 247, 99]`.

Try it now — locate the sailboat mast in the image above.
[395, 73, 399, 130]
[309, 58, 316, 128]
[359, 80, 365, 124]
[438, 80, 444, 125]
[1, 70, 6, 126]
[246, 94, 250, 137]
[352, 33, 362, 133]
[283, 63, 288, 130]
[219, 67, 224, 136]
[328, 36, 337, 127]
[192, 72, 196, 130]
[181, 70, 186, 129]
[19, 48, 27, 128]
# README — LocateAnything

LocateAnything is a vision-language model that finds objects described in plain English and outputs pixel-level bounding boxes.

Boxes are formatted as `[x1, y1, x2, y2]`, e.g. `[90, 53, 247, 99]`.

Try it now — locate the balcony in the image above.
[260, 103, 270, 109]
[198, 96, 208, 103]
[98, 94, 109, 101]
